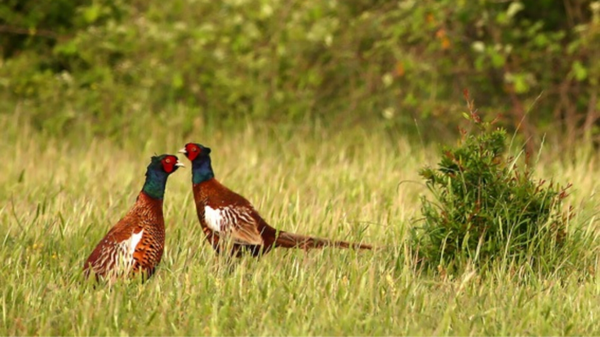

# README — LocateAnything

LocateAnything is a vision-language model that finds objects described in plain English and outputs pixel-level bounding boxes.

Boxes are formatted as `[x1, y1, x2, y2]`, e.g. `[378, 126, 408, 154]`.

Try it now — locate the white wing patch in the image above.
[127, 230, 144, 256]
[204, 205, 263, 245]
[205, 206, 224, 232]
[95, 229, 144, 280]
[117, 229, 144, 273]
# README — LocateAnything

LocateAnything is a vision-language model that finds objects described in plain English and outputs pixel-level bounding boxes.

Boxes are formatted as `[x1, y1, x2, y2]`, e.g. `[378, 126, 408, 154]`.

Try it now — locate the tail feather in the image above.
[274, 231, 372, 250]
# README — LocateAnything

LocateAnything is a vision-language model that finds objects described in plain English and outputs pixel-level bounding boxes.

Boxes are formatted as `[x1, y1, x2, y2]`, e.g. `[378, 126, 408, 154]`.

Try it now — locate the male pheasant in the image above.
[83, 154, 183, 281]
[179, 143, 372, 257]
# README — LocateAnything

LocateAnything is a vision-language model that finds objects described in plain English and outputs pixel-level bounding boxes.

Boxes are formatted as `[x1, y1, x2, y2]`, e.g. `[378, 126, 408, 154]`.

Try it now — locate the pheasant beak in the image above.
[178, 147, 187, 155]
[175, 160, 185, 168]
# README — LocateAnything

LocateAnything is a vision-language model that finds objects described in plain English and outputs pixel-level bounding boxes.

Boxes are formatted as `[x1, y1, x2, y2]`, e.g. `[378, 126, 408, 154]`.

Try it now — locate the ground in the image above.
[1, 112, 599, 335]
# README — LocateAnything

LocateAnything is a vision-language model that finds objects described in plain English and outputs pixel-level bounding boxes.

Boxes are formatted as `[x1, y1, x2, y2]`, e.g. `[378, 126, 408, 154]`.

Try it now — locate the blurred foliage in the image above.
[0, 0, 599, 143]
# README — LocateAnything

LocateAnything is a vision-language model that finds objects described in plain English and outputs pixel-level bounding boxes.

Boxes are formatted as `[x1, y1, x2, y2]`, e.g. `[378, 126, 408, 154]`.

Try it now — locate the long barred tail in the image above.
[274, 231, 372, 250]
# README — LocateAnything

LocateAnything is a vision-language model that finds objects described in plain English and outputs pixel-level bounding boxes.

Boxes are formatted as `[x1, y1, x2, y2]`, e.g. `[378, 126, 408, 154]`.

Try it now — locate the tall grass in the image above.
[1, 110, 600, 335]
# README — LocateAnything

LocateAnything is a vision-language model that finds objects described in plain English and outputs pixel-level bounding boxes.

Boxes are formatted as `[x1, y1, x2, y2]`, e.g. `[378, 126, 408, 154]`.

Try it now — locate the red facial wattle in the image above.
[186, 144, 200, 161]
[161, 156, 177, 173]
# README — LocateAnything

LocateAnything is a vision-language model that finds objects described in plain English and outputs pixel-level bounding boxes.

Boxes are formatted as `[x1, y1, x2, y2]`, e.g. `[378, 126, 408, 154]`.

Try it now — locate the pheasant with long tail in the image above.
[179, 143, 372, 257]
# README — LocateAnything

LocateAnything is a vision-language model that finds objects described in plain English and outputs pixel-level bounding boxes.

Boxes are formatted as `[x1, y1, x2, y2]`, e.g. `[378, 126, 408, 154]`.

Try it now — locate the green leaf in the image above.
[490, 51, 505, 69]
[506, 2, 524, 18]
[53, 40, 78, 56]
[83, 5, 102, 24]
[172, 73, 184, 89]
[571, 61, 588, 81]
[513, 74, 529, 94]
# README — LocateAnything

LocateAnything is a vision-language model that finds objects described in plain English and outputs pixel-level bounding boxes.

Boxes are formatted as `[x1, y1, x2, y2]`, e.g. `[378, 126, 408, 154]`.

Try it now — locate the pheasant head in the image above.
[142, 154, 184, 199]
[179, 143, 214, 184]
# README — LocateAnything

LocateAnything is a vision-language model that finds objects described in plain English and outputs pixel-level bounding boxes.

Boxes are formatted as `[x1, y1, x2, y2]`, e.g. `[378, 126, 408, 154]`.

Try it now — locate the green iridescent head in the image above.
[142, 154, 184, 199]
[178, 143, 214, 184]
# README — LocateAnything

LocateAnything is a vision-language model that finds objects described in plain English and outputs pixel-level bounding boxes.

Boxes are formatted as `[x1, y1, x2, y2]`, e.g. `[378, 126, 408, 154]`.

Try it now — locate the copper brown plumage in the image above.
[179, 143, 372, 257]
[83, 154, 183, 281]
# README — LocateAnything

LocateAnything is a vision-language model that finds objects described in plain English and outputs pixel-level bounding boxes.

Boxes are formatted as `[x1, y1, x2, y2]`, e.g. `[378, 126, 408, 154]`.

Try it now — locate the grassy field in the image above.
[2, 110, 600, 336]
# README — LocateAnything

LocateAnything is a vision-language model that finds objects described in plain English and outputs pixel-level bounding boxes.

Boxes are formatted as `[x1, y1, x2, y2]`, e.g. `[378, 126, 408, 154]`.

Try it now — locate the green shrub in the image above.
[413, 93, 573, 271]
[1, 1, 599, 142]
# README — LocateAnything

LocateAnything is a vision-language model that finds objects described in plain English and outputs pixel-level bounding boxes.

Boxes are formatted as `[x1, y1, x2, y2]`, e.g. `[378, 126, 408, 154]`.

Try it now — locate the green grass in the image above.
[1, 111, 600, 335]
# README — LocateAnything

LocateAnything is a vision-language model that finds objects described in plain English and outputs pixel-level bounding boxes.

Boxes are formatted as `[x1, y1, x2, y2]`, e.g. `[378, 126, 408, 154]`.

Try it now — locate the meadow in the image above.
[1, 0, 599, 334]
[1, 108, 600, 336]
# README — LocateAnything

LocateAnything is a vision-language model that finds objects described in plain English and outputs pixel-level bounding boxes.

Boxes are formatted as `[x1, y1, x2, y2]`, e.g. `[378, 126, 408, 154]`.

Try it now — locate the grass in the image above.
[1, 110, 600, 335]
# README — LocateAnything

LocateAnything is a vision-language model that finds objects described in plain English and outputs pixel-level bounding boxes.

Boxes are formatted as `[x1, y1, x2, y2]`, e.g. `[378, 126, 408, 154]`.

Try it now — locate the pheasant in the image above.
[179, 142, 372, 257]
[83, 154, 184, 282]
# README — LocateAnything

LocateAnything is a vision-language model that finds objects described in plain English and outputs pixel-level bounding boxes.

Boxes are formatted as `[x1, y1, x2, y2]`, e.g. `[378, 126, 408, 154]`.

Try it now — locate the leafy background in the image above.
[1, 0, 599, 146]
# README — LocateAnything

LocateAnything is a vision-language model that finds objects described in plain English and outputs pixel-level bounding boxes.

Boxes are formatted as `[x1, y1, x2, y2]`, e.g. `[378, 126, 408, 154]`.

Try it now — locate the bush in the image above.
[413, 92, 573, 271]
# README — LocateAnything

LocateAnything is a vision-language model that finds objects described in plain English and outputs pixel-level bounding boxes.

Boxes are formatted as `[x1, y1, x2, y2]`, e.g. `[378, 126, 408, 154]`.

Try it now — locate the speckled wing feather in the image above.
[84, 222, 144, 278]
[84, 192, 165, 280]
[204, 205, 264, 245]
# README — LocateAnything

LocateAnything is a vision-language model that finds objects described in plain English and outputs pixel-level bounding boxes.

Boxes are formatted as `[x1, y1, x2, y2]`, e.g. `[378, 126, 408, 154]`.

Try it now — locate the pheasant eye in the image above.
[165, 158, 172, 164]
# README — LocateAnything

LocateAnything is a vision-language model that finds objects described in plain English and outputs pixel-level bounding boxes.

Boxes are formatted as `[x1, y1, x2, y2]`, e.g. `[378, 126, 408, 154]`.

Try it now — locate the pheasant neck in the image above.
[192, 157, 215, 184]
[142, 169, 169, 199]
